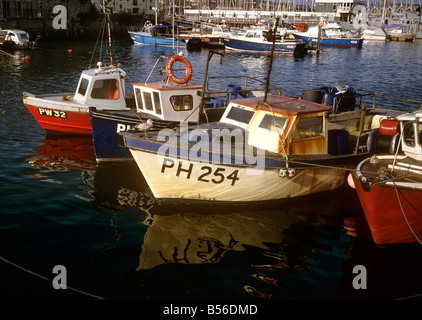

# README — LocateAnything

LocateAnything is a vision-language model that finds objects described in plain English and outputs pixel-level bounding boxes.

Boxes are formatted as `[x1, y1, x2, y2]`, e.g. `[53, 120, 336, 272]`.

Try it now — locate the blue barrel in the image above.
[328, 129, 349, 155]
[204, 101, 214, 109]
[211, 96, 226, 108]
[321, 85, 356, 112]
[226, 84, 242, 103]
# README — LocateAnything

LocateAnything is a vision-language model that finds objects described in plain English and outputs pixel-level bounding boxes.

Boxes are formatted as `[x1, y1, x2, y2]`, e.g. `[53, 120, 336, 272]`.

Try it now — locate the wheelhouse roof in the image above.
[231, 95, 332, 115]
[131, 82, 203, 90]
[397, 111, 422, 122]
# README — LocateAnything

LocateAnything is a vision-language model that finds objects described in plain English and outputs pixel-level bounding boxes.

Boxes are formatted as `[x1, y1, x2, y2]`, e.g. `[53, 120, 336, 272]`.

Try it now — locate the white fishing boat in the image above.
[222, 26, 307, 55]
[118, 88, 401, 205]
[90, 51, 283, 162]
[0, 29, 33, 50]
[361, 27, 390, 41]
[292, 20, 364, 47]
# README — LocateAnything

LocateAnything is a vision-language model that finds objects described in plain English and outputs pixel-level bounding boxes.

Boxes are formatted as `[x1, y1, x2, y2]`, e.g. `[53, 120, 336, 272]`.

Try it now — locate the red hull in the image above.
[352, 174, 422, 245]
[25, 104, 92, 135]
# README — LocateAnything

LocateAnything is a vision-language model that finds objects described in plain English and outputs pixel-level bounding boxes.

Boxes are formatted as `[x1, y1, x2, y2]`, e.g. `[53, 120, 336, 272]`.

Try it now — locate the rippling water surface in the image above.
[1, 39, 422, 302]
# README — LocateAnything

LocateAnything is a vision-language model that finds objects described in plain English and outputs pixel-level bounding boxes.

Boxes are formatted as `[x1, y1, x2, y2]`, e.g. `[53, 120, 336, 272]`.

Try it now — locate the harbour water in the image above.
[1, 39, 422, 304]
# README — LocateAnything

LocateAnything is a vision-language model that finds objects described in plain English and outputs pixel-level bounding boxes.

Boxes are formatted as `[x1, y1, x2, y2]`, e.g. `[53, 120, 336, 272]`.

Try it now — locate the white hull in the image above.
[129, 150, 347, 203]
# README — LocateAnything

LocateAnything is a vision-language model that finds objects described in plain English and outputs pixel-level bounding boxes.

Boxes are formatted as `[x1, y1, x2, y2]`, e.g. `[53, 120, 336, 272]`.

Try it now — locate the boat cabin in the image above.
[220, 95, 333, 155]
[398, 112, 422, 161]
[243, 28, 282, 42]
[73, 63, 129, 109]
[131, 82, 204, 122]
[2, 29, 30, 46]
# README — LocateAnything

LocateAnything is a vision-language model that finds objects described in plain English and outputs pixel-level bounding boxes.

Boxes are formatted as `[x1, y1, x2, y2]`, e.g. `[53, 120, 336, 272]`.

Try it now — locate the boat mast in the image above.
[106, 6, 113, 65]
[197, 48, 225, 125]
[263, 17, 279, 105]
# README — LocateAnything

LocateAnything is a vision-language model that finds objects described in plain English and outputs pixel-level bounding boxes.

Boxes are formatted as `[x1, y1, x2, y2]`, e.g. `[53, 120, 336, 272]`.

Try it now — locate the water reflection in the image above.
[83, 162, 155, 224]
[26, 135, 96, 172]
[67, 149, 361, 299]
[23, 132, 420, 300]
[110, 194, 358, 299]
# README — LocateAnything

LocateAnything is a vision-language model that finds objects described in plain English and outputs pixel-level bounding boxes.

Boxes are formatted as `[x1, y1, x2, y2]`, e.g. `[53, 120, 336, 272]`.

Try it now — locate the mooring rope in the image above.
[0, 255, 105, 299]
[380, 174, 422, 246]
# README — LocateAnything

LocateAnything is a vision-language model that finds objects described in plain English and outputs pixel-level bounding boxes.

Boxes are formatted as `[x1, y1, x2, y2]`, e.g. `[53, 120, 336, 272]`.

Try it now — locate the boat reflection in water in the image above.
[26, 135, 96, 172]
[122, 194, 362, 299]
[84, 161, 156, 224]
[87, 166, 361, 299]
[25, 134, 368, 299]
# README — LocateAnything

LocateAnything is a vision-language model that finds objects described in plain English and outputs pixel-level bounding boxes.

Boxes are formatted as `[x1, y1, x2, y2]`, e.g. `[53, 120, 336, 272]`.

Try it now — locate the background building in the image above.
[0, 0, 92, 20]
[91, 0, 157, 15]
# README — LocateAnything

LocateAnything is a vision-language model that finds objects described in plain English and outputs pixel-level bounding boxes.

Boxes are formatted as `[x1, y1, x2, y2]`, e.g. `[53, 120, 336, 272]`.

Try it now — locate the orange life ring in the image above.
[165, 55, 193, 85]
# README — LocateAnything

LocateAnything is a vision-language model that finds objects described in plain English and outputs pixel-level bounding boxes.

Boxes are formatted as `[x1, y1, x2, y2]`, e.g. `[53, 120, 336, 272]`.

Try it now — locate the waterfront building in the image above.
[91, 0, 157, 16]
[179, 0, 368, 25]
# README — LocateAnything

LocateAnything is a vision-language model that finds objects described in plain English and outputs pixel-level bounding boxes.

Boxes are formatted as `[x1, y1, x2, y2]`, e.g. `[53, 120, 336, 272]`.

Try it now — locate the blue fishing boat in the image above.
[128, 21, 186, 47]
[292, 21, 363, 48]
[222, 27, 307, 55]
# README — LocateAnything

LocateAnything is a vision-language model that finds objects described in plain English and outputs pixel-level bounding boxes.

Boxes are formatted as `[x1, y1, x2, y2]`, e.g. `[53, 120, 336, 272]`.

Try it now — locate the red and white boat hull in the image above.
[24, 102, 92, 135]
[350, 158, 422, 246]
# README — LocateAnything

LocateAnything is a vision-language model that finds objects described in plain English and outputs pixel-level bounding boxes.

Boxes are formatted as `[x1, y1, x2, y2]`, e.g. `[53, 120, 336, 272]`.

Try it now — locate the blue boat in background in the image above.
[128, 21, 186, 47]
[222, 27, 307, 56]
[292, 21, 363, 48]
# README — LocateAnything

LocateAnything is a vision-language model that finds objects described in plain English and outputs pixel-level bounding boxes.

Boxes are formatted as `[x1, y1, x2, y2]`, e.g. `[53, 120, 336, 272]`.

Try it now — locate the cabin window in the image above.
[143, 92, 153, 111]
[226, 107, 254, 124]
[292, 116, 324, 139]
[135, 88, 143, 109]
[403, 122, 415, 147]
[170, 95, 193, 111]
[78, 78, 89, 96]
[153, 92, 162, 115]
[419, 123, 422, 147]
[259, 114, 287, 132]
[91, 79, 119, 100]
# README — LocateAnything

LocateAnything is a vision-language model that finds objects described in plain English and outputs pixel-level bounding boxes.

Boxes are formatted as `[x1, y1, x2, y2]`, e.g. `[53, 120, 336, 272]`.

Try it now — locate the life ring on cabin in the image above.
[318, 20, 326, 27]
[165, 55, 193, 85]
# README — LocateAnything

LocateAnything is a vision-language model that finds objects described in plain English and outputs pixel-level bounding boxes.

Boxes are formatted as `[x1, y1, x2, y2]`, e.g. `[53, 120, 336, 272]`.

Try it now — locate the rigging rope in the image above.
[380, 174, 422, 245]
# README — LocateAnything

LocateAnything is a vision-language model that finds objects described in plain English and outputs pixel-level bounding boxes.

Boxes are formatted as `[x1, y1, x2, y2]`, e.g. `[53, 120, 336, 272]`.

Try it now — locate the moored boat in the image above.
[89, 54, 213, 161]
[118, 88, 402, 205]
[361, 27, 390, 41]
[349, 110, 422, 246]
[128, 21, 186, 47]
[90, 51, 283, 162]
[222, 27, 307, 56]
[292, 20, 363, 48]
[23, 62, 133, 135]
[22, 6, 134, 135]
[0, 29, 34, 50]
